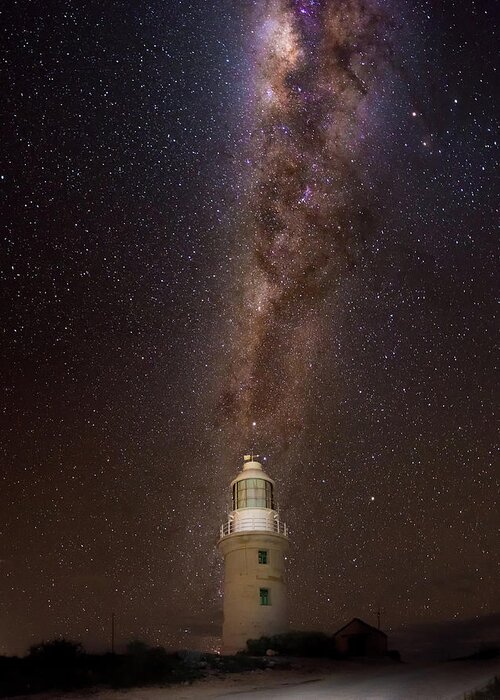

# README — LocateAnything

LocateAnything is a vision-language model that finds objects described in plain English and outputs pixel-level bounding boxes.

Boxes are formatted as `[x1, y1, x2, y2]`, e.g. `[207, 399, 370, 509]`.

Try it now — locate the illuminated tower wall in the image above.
[218, 456, 289, 654]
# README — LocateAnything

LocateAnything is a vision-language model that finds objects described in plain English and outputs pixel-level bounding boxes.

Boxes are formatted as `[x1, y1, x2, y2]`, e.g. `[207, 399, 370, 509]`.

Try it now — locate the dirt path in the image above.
[214, 660, 500, 700]
[11, 659, 500, 700]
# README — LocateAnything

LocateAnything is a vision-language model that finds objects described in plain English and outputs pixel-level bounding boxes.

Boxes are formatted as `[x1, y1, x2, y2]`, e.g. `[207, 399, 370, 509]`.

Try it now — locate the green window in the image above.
[259, 588, 270, 606]
[258, 550, 268, 564]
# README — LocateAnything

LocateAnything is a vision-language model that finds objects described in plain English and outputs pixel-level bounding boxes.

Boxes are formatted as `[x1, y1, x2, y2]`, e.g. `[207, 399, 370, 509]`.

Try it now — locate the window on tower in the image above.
[258, 550, 268, 564]
[234, 479, 274, 509]
[259, 588, 270, 605]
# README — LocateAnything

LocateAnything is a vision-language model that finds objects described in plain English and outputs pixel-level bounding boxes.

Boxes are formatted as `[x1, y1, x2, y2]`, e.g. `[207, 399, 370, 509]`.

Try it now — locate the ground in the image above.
[9, 659, 500, 700]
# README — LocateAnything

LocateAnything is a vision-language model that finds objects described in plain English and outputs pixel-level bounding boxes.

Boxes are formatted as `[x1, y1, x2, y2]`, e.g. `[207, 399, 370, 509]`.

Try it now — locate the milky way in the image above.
[221, 0, 392, 451]
[2, 0, 497, 658]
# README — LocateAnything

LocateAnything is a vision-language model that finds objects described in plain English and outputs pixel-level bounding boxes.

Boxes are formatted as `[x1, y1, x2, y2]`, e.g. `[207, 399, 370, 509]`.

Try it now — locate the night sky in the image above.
[1, 0, 498, 658]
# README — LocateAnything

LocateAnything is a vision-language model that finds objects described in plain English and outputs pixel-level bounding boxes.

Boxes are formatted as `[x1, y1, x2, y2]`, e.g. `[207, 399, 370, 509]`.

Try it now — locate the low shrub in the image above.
[464, 675, 500, 700]
[246, 631, 338, 658]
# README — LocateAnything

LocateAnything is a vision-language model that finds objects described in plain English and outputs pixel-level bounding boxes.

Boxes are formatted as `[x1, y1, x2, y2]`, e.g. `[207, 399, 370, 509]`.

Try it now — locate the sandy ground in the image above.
[10, 659, 500, 700]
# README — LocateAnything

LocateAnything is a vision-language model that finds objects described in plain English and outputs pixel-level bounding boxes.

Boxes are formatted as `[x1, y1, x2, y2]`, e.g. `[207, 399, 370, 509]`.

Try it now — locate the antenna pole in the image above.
[111, 611, 115, 654]
[376, 605, 384, 630]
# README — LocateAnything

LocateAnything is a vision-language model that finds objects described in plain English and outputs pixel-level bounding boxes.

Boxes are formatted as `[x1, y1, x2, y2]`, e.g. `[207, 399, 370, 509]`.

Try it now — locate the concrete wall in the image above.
[218, 531, 289, 654]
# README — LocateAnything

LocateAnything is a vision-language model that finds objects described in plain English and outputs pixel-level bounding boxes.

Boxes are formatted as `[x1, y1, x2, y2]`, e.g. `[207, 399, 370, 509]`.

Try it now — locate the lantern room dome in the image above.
[230, 458, 274, 486]
[230, 457, 275, 511]
[219, 455, 287, 539]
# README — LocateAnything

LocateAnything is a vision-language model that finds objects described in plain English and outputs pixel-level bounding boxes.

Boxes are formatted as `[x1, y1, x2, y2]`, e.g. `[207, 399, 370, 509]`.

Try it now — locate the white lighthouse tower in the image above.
[218, 455, 289, 654]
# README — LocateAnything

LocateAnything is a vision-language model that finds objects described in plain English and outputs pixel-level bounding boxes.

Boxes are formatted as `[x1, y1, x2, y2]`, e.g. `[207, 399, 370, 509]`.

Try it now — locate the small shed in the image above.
[334, 618, 388, 657]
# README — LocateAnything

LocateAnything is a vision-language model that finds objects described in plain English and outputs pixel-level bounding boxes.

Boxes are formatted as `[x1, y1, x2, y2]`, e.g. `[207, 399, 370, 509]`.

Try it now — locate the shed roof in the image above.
[334, 618, 387, 638]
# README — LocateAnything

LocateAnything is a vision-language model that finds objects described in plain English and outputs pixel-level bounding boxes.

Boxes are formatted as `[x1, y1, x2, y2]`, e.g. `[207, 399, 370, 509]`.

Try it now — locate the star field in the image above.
[0, 0, 498, 658]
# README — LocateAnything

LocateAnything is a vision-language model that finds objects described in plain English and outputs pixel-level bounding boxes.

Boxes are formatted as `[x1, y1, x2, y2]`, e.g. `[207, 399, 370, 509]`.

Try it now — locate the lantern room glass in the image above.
[232, 478, 274, 509]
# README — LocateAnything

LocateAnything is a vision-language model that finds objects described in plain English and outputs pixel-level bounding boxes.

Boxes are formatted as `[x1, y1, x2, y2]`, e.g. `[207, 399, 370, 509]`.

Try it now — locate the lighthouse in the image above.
[218, 455, 289, 654]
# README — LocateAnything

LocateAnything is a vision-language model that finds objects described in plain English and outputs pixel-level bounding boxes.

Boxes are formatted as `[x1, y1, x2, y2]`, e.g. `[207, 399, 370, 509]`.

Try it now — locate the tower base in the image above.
[218, 530, 289, 654]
